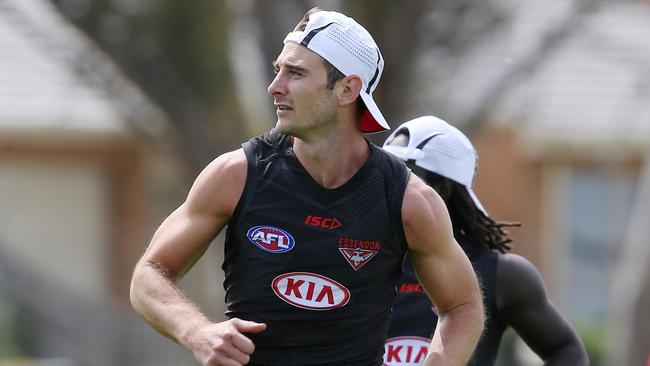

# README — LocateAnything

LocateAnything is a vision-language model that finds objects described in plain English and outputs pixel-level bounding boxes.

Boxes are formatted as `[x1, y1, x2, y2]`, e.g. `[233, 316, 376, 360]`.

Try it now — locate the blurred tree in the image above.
[247, 0, 516, 145]
[51, 0, 595, 167]
[53, 0, 240, 173]
[460, 0, 603, 132]
[52, 0, 515, 171]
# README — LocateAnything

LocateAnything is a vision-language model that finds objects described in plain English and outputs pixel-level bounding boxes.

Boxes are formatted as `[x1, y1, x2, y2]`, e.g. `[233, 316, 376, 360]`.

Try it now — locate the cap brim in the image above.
[359, 91, 390, 133]
[382, 145, 425, 161]
[468, 189, 488, 215]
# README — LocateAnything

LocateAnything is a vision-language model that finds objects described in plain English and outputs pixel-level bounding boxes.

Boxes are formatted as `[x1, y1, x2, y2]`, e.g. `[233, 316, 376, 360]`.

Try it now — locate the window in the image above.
[566, 167, 637, 324]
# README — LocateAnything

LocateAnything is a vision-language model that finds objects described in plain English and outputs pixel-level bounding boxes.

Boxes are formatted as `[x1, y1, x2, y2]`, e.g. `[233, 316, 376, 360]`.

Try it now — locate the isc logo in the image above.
[246, 226, 295, 253]
[383, 336, 430, 366]
[271, 272, 350, 310]
[304, 214, 342, 230]
[399, 283, 424, 293]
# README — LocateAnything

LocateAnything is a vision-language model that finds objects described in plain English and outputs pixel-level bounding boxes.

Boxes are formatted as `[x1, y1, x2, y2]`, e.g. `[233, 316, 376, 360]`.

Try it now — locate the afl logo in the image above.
[383, 336, 430, 366]
[271, 272, 350, 310]
[247, 226, 295, 253]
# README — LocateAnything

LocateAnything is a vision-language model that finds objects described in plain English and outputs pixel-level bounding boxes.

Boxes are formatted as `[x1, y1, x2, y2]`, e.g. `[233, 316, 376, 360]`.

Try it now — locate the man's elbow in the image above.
[470, 297, 485, 337]
[544, 340, 590, 365]
[129, 259, 159, 313]
[440, 297, 485, 337]
[129, 262, 146, 313]
[466, 284, 486, 335]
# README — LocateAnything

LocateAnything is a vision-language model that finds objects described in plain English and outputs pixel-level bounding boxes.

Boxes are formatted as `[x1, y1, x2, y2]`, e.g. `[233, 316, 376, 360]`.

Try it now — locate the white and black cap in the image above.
[284, 10, 388, 133]
[383, 115, 487, 214]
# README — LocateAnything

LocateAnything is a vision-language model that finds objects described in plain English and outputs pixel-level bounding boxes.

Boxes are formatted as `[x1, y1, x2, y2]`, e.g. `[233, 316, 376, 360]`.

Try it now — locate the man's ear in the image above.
[337, 75, 363, 107]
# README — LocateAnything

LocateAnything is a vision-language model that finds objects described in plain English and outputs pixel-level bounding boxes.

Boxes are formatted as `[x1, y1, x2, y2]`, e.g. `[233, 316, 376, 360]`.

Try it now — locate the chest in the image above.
[228, 159, 405, 276]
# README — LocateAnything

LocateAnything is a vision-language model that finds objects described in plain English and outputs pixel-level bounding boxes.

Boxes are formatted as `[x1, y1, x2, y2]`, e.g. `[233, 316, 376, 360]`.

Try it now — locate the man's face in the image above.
[268, 42, 338, 136]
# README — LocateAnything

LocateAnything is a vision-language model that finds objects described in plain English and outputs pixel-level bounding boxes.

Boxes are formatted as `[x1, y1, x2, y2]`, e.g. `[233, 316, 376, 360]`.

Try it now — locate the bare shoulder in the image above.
[496, 253, 548, 309]
[196, 148, 247, 182]
[402, 174, 447, 223]
[401, 174, 453, 253]
[186, 148, 248, 216]
[137, 148, 248, 278]
[497, 253, 545, 288]
[401, 174, 482, 317]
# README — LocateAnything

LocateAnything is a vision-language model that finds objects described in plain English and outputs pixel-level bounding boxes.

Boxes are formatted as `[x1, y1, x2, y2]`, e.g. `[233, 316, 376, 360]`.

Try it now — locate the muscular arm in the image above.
[402, 175, 484, 366]
[129, 149, 266, 366]
[496, 253, 589, 365]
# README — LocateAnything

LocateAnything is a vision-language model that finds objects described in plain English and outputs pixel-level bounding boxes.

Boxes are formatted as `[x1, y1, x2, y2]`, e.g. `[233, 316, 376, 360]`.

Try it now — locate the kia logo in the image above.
[271, 272, 350, 310]
[383, 336, 430, 366]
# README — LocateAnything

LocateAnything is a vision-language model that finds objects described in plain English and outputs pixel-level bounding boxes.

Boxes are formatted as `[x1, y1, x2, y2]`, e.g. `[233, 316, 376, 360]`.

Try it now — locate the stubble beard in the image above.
[276, 90, 337, 139]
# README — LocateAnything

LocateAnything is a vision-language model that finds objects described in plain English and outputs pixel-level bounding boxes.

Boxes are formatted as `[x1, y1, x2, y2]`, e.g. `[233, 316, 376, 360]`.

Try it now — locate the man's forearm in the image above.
[129, 262, 211, 347]
[544, 342, 589, 365]
[425, 301, 484, 366]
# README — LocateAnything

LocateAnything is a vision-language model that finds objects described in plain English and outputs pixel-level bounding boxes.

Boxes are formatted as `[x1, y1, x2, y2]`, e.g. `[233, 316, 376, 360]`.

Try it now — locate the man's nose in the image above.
[267, 73, 287, 97]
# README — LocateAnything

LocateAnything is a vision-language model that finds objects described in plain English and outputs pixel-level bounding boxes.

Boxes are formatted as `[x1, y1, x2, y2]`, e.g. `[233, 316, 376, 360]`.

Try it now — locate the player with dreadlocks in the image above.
[382, 116, 589, 365]
[420, 167, 518, 254]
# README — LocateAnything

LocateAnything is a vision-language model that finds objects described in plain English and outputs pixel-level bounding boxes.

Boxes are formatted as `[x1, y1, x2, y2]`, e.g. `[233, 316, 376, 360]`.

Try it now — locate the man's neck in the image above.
[292, 132, 370, 189]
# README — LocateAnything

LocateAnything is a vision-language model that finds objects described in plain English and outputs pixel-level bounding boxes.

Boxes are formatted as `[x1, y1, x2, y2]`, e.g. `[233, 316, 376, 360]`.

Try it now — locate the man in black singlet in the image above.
[130, 9, 484, 366]
[383, 116, 589, 365]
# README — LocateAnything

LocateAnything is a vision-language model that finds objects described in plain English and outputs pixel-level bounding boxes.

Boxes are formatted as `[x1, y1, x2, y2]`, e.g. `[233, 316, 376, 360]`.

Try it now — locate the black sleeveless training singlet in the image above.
[223, 129, 410, 366]
[385, 240, 507, 366]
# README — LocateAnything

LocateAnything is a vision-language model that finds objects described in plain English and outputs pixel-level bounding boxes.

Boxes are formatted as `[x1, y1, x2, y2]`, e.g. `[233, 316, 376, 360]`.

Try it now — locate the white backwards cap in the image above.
[383, 115, 487, 214]
[284, 10, 389, 133]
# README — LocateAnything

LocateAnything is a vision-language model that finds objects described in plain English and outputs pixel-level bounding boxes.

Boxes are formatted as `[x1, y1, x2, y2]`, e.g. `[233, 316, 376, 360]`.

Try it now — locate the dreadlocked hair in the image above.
[435, 174, 521, 253]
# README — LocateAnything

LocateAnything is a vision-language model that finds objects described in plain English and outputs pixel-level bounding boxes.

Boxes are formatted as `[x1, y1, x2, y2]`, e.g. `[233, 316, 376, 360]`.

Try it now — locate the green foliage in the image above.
[494, 328, 517, 366]
[154, 0, 231, 100]
[0, 293, 26, 358]
[577, 325, 604, 366]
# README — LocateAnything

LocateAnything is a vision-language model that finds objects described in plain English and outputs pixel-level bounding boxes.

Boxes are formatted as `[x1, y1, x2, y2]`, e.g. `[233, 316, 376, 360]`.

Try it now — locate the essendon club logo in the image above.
[338, 237, 380, 271]
[383, 336, 430, 366]
[246, 225, 295, 253]
[271, 272, 350, 310]
[338, 248, 377, 271]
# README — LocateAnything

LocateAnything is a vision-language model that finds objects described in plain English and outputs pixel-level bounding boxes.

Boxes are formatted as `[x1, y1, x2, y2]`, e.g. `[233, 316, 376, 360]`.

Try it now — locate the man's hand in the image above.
[186, 318, 267, 366]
